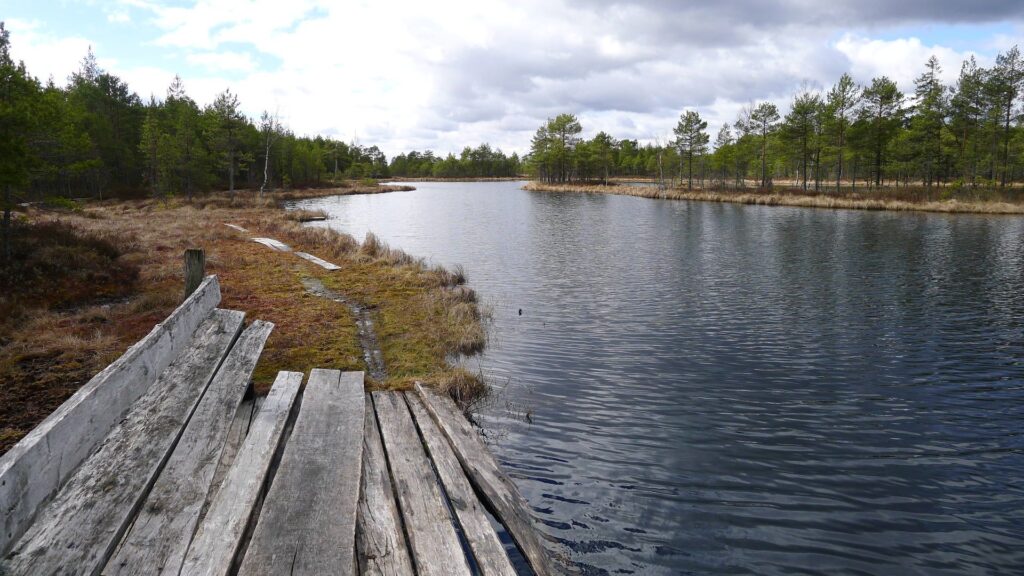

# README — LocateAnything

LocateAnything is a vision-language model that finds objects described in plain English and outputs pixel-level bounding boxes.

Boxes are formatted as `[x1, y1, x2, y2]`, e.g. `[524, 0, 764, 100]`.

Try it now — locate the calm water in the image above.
[295, 182, 1024, 575]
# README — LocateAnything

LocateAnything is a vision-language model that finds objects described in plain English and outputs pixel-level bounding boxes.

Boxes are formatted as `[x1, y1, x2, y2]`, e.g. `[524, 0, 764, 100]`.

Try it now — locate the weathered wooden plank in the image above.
[105, 321, 274, 575]
[357, 393, 415, 576]
[0, 276, 222, 556]
[405, 394, 516, 576]
[179, 371, 303, 576]
[414, 383, 555, 576]
[199, 394, 255, 525]
[251, 395, 266, 423]
[250, 237, 291, 252]
[372, 391, 471, 576]
[238, 370, 365, 575]
[295, 251, 342, 270]
[0, 308, 245, 576]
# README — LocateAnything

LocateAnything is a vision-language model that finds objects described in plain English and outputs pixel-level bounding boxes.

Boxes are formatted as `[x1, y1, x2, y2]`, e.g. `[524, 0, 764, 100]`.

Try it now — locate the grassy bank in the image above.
[524, 182, 1024, 215]
[384, 176, 526, 182]
[0, 183, 485, 455]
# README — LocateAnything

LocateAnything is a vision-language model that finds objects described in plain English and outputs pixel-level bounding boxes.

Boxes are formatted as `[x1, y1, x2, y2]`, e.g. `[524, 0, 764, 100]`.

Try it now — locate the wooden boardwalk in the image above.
[0, 276, 554, 575]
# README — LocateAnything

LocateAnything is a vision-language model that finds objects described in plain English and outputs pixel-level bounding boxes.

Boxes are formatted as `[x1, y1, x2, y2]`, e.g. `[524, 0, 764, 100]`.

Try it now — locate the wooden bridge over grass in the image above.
[0, 275, 554, 575]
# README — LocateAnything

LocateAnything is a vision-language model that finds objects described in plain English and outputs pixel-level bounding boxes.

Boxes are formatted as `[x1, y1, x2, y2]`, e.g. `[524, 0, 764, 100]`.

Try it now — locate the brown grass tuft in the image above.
[0, 184, 488, 455]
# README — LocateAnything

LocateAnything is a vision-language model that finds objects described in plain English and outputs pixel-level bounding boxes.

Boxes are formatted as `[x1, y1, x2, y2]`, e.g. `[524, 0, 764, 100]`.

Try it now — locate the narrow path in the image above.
[302, 278, 386, 382]
[224, 224, 385, 381]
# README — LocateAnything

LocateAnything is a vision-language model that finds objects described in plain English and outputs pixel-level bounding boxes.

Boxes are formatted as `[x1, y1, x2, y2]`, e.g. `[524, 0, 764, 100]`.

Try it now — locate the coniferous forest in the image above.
[528, 50, 1023, 192]
[0, 24, 389, 207]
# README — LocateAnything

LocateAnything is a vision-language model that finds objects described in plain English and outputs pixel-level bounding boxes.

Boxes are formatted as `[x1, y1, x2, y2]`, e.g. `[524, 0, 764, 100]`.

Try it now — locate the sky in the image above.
[4, 1, 1023, 158]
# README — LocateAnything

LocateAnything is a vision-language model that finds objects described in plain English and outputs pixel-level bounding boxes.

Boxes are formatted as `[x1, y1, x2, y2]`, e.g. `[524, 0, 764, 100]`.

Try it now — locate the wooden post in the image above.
[184, 249, 205, 300]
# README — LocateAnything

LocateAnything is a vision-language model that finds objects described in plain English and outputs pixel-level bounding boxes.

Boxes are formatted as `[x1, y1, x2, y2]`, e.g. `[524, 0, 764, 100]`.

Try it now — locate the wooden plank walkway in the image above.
[239, 369, 365, 575]
[182, 371, 302, 576]
[250, 237, 291, 252]
[251, 233, 343, 271]
[296, 250, 342, 270]
[3, 362, 554, 574]
[106, 321, 273, 574]
[2, 309, 246, 575]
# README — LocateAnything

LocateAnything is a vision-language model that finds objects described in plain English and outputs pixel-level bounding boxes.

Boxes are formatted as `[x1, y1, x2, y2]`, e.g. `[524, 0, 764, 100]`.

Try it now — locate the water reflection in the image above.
[296, 182, 1024, 575]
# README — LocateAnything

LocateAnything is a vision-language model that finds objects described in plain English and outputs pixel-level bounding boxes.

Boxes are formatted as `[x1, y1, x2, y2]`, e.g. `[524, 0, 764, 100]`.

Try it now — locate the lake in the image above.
[294, 181, 1024, 575]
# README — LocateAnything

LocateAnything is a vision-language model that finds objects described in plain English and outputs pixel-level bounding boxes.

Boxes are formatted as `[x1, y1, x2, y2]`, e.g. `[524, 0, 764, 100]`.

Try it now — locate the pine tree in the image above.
[949, 58, 986, 186]
[911, 56, 947, 187]
[826, 73, 860, 192]
[782, 90, 822, 191]
[750, 102, 780, 188]
[207, 89, 246, 197]
[0, 22, 36, 261]
[859, 77, 903, 187]
[673, 110, 709, 189]
[990, 46, 1022, 187]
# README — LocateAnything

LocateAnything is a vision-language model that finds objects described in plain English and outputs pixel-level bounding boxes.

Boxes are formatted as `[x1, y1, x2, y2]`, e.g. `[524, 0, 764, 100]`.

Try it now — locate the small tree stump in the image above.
[183, 249, 206, 300]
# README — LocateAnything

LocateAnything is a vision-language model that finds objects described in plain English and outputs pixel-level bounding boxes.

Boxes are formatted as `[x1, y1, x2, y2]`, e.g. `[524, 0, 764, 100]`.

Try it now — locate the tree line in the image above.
[389, 144, 522, 178]
[0, 22, 389, 211]
[529, 48, 1024, 191]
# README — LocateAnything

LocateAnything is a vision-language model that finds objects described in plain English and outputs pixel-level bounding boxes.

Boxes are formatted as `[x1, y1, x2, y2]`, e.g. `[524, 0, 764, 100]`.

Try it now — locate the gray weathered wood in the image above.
[251, 395, 266, 424]
[184, 249, 206, 299]
[295, 251, 342, 270]
[372, 391, 471, 576]
[199, 394, 255, 525]
[180, 371, 303, 576]
[405, 394, 516, 576]
[238, 370, 365, 575]
[105, 321, 274, 575]
[0, 309, 245, 576]
[0, 276, 222, 557]
[414, 383, 555, 576]
[223, 223, 248, 232]
[250, 237, 291, 252]
[357, 393, 415, 576]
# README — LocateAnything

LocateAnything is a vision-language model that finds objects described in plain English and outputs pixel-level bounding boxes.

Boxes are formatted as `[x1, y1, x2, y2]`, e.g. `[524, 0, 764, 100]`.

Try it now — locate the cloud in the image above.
[6, 0, 1023, 156]
[185, 51, 257, 73]
[106, 10, 131, 24]
[834, 35, 990, 91]
[4, 19, 93, 85]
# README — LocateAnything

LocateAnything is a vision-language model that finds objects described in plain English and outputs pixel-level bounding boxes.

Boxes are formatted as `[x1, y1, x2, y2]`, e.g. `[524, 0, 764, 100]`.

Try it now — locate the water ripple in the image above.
[298, 182, 1024, 575]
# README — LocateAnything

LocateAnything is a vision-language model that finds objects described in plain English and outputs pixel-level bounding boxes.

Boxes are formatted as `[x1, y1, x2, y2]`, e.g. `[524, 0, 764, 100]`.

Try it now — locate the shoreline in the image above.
[0, 183, 487, 455]
[523, 182, 1024, 215]
[384, 176, 526, 182]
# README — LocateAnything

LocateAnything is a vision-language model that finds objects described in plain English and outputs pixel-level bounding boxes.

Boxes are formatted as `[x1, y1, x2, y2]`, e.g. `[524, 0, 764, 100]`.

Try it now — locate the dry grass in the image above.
[285, 208, 329, 222]
[524, 182, 1024, 215]
[0, 185, 485, 454]
[385, 176, 525, 182]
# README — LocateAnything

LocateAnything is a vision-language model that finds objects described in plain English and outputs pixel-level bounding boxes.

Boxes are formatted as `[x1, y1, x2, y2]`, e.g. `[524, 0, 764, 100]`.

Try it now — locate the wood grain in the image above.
[414, 383, 555, 576]
[0, 309, 245, 576]
[372, 391, 471, 576]
[357, 393, 415, 576]
[406, 393, 516, 576]
[238, 370, 364, 575]
[179, 371, 302, 576]
[105, 321, 274, 575]
[0, 276, 222, 557]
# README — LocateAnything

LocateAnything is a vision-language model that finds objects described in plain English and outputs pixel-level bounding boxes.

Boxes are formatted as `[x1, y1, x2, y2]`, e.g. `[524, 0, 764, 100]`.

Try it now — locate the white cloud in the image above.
[4, 19, 93, 85]
[6, 1, 1022, 156]
[834, 34, 989, 91]
[106, 10, 131, 24]
[185, 51, 256, 73]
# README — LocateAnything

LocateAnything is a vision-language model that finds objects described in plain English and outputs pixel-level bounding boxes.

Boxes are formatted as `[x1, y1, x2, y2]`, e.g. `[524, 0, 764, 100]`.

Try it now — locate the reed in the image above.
[524, 182, 1024, 215]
